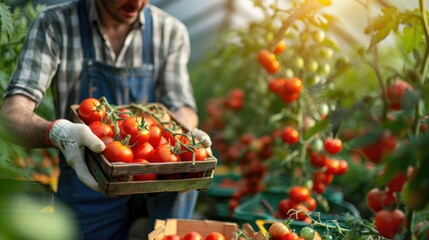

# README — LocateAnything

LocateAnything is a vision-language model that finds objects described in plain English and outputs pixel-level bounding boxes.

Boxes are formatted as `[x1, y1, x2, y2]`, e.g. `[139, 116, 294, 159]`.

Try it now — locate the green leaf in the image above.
[0, 3, 13, 42]
[368, 7, 400, 49]
[402, 19, 424, 54]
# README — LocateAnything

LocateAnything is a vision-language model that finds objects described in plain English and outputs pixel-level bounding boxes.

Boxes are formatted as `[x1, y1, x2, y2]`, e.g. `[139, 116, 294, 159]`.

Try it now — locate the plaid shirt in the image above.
[4, 0, 196, 119]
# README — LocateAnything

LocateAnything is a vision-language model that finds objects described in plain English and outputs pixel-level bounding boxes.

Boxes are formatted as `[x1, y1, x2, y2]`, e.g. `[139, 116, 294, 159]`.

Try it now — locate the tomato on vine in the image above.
[120, 116, 151, 147]
[374, 208, 405, 239]
[281, 126, 299, 144]
[323, 137, 342, 154]
[88, 121, 114, 139]
[152, 144, 180, 163]
[78, 97, 107, 124]
[103, 140, 133, 163]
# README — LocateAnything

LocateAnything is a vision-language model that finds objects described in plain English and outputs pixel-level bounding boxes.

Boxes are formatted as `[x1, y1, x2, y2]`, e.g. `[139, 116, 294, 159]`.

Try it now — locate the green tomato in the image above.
[300, 32, 311, 42]
[306, 75, 322, 86]
[284, 68, 295, 78]
[305, 59, 319, 72]
[312, 30, 325, 43]
[321, 235, 333, 240]
[311, 138, 324, 152]
[292, 57, 304, 69]
[318, 63, 331, 75]
[299, 227, 315, 240]
[319, 47, 334, 60]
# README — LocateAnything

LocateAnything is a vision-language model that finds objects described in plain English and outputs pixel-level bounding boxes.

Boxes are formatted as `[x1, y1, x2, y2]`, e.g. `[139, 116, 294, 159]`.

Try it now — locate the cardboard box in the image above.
[148, 219, 240, 240]
[71, 103, 217, 197]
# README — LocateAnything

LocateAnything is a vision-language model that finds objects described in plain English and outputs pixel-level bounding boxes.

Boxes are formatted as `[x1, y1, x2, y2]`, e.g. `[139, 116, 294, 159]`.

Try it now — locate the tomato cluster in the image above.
[162, 231, 226, 240]
[276, 186, 315, 223]
[77, 97, 209, 181]
[268, 221, 322, 240]
[268, 77, 303, 104]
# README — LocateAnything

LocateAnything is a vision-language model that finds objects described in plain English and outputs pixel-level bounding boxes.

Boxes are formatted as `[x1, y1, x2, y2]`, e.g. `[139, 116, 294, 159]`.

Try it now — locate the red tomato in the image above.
[312, 182, 326, 194]
[152, 144, 180, 163]
[324, 159, 340, 175]
[100, 136, 114, 146]
[120, 116, 151, 146]
[148, 125, 162, 148]
[268, 222, 291, 240]
[88, 121, 114, 138]
[313, 171, 333, 185]
[366, 188, 397, 213]
[133, 159, 157, 181]
[78, 98, 107, 124]
[309, 152, 327, 168]
[132, 142, 154, 162]
[163, 235, 181, 240]
[374, 209, 405, 239]
[414, 221, 429, 239]
[265, 60, 281, 74]
[182, 231, 204, 240]
[303, 197, 317, 211]
[103, 141, 133, 163]
[283, 77, 303, 95]
[323, 137, 342, 154]
[273, 40, 286, 55]
[205, 232, 226, 240]
[277, 198, 296, 219]
[336, 160, 348, 175]
[281, 126, 299, 144]
[181, 146, 208, 162]
[257, 49, 276, 68]
[281, 233, 299, 240]
[387, 171, 406, 192]
[386, 79, 413, 110]
[289, 204, 309, 221]
[280, 92, 300, 103]
[360, 131, 397, 164]
[268, 78, 286, 94]
[289, 186, 311, 203]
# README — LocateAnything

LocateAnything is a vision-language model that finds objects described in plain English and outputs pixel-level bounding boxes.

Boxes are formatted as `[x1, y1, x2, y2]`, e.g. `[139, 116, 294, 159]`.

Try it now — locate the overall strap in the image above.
[143, 7, 155, 102]
[77, 0, 95, 59]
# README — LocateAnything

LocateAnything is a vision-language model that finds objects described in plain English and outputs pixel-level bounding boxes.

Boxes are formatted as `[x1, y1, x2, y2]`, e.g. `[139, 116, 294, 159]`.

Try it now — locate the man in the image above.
[0, 0, 211, 239]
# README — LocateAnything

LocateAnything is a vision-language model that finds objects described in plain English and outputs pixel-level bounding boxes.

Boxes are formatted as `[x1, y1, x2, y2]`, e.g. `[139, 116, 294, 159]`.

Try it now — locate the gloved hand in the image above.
[190, 128, 212, 155]
[47, 119, 105, 191]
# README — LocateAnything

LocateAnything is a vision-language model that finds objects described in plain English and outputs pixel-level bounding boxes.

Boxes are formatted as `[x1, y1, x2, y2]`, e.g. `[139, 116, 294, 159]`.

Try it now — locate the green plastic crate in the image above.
[219, 190, 360, 230]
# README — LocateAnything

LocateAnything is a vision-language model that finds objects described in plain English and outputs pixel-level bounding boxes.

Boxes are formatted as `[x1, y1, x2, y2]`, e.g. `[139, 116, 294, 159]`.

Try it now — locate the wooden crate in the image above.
[71, 102, 217, 197]
[148, 219, 239, 240]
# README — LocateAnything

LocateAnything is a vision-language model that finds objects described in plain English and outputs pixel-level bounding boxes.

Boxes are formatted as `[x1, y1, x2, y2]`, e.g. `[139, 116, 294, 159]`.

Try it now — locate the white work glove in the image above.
[48, 119, 105, 191]
[190, 128, 212, 155]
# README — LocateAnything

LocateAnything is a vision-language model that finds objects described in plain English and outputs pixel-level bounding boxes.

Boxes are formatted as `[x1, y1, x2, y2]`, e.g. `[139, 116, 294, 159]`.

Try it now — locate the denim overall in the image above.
[55, 1, 198, 239]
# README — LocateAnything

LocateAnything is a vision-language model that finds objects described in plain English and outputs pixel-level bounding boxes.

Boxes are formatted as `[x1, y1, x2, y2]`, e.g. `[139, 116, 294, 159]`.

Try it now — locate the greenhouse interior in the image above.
[0, 0, 428, 240]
